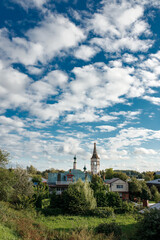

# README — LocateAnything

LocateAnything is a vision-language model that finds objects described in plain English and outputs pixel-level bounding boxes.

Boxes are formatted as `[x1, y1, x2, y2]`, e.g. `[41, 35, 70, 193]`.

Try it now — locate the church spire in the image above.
[91, 143, 100, 159]
[91, 143, 100, 174]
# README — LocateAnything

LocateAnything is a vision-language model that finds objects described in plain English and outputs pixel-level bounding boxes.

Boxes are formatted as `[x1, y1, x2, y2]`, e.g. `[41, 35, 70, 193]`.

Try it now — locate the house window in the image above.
[117, 185, 123, 189]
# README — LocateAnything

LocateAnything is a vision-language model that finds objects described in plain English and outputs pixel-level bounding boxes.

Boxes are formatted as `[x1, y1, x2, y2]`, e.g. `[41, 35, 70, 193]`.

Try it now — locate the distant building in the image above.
[147, 179, 160, 192]
[91, 143, 100, 175]
[48, 157, 91, 194]
[105, 178, 129, 200]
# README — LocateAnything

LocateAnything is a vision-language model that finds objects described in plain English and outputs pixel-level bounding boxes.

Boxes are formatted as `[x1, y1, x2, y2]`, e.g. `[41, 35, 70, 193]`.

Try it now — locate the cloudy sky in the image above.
[0, 0, 160, 172]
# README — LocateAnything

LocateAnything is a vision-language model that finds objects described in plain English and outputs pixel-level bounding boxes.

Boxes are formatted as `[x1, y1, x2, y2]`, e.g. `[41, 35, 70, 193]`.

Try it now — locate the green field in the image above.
[0, 201, 138, 240]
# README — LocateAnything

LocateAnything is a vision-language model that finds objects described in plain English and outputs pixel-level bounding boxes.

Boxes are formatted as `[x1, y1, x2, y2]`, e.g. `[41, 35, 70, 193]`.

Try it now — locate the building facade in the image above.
[105, 178, 129, 200]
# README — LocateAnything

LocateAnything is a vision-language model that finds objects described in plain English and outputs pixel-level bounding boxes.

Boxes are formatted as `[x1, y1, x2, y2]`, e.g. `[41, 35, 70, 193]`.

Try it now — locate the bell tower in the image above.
[73, 155, 77, 170]
[91, 143, 100, 174]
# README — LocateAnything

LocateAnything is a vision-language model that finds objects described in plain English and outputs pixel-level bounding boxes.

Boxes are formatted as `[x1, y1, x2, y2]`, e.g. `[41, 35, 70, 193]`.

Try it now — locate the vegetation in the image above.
[135, 209, 160, 240]
[0, 149, 160, 239]
[51, 179, 97, 215]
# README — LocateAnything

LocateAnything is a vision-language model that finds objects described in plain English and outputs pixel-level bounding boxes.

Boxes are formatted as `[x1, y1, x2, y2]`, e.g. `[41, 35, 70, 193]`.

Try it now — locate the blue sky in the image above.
[0, 0, 160, 172]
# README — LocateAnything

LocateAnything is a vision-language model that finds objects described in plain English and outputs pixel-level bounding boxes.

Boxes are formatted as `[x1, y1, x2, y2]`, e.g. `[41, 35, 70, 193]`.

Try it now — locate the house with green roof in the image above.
[48, 156, 91, 194]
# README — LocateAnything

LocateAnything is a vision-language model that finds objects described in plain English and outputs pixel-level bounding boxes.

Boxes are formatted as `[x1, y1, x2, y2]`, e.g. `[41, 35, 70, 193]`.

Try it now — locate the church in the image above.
[48, 143, 99, 194]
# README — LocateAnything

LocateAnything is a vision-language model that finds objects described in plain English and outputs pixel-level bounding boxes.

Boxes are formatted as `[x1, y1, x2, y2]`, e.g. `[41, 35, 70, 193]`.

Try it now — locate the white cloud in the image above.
[96, 125, 116, 132]
[88, 1, 152, 53]
[134, 147, 157, 155]
[74, 45, 99, 61]
[11, 0, 47, 9]
[0, 14, 85, 66]
[26, 14, 85, 63]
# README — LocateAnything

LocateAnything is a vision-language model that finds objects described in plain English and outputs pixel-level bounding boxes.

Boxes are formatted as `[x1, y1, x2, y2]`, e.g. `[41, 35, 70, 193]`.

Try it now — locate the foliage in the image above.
[90, 175, 108, 207]
[129, 178, 142, 200]
[26, 165, 37, 175]
[140, 181, 152, 200]
[89, 207, 114, 218]
[32, 175, 42, 184]
[143, 171, 154, 181]
[0, 149, 9, 167]
[0, 168, 14, 202]
[33, 182, 49, 208]
[50, 179, 97, 215]
[129, 178, 152, 201]
[103, 168, 128, 181]
[104, 168, 114, 179]
[95, 222, 122, 239]
[150, 185, 160, 202]
[106, 192, 122, 208]
[114, 201, 135, 214]
[113, 172, 128, 181]
[11, 168, 34, 204]
[91, 175, 107, 193]
[135, 209, 160, 240]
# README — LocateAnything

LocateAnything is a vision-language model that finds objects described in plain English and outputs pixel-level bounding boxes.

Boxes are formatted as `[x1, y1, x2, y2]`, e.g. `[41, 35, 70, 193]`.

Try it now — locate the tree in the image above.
[140, 183, 152, 200]
[26, 165, 37, 175]
[113, 172, 128, 181]
[90, 175, 108, 207]
[0, 168, 14, 201]
[150, 185, 160, 202]
[106, 192, 122, 208]
[33, 182, 49, 208]
[104, 168, 114, 179]
[129, 178, 142, 200]
[136, 209, 160, 240]
[0, 149, 9, 167]
[143, 171, 154, 181]
[11, 168, 34, 204]
[51, 179, 97, 215]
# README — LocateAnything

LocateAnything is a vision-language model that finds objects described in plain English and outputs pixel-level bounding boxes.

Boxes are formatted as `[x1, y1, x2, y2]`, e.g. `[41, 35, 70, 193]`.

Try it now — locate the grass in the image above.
[0, 201, 138, 240]
[0, 223, 20, 240]
[38, 213, 138, 239]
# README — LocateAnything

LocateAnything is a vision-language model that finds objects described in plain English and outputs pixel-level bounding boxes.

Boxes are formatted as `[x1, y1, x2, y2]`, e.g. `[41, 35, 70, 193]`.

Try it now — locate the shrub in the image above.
[106, 192, 122, 208]
[50, 179, 97, 215]
[89, 207, 114, 218]
[42, 207, 63, 216]
[114, 201, 135, 214]
[135, 208, 160, 240]
[95, 222, 122, 239]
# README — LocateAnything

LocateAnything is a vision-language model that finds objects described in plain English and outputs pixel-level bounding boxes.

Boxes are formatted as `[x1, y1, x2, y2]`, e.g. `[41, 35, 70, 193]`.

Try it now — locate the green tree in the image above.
[129, 178, 142, 200]
[33, 182, 49, 208]
[143, 171, 154, 181]
[0, 149, 9, 167]
[106, 192, 122, 208]
[150, 185, 160, 202]
[140, 183, 152, 200]
[136, 209, 160, 240]
[105, 168, 114, 179]
[113, 172, 128, 181]
[0, 168, 14, 201]
[90, 175, 108, 207]
[11, 168, 34, 204]
[27, 165, 37, 175]
[51, 179, 97, 215]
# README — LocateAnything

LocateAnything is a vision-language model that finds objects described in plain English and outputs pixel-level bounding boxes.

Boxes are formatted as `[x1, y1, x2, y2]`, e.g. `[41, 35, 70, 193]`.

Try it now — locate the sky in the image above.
[0, 0, 160, 172]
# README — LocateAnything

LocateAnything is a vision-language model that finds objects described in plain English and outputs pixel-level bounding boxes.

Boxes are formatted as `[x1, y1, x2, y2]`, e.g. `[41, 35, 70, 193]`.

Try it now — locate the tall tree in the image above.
[0, 149, 9, 167]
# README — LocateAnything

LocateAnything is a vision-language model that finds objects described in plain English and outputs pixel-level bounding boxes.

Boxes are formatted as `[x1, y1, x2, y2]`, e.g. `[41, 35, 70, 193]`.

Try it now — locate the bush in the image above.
[135, 208, 160, 240]
[114, 201, 135, 214]
[106, 192, 122, 208]
[42, 207, 63, 216]
[89, 207, 114, 218]
[50, 179, 97, 215]
[95, 222, 122, 239]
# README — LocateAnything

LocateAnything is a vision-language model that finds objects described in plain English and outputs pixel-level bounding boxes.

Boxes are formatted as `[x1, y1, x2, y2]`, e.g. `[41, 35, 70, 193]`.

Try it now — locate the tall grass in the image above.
[0, 201, 138, 240]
